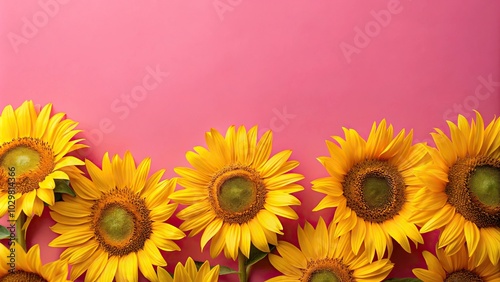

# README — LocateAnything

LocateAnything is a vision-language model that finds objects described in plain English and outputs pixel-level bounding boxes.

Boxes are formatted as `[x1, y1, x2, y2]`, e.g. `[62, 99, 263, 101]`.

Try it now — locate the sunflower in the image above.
[169, 126, 304, 260]
[156, 258, 220, 282]
[312, 120, 428, 262]
[411, 111, 500, 265]
[0, 244, 70, 282]
[267, 217, 394, 282]
[412, 244, 500, 281]
[48, 151, 185, 282]
[0, 100, 85, 221]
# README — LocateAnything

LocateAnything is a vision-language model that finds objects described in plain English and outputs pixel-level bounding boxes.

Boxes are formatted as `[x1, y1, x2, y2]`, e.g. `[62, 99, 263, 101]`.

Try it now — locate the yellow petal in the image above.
[420, 205, 455, 233]
[253, 130, 273, 167]
[225, 223, 241, 260]
[210, 223, 228, 258]
[249, 219, 270, 253]
[235, 126, 249, 164]
[49, 229, 94, 247]
[239, 223, 251, 258]
[463, 220, 480, 256]
[276, 241, 307, 269]
[84, 250, 108, 282]
[33, 103, 52, 139]
[268, 254, 302, 277]
[99, 255, 118, 282]
[36, 188, 55, 206]
[1, 105, 18, 138]
[116, 252, 138, 282]
[257, 210, 283, 234]
[132, 157, 151, 192]
[199, 218, 223, 250]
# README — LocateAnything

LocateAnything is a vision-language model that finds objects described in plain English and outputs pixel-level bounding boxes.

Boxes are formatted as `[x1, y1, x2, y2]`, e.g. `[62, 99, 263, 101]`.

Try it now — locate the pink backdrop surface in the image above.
[1, 0, 500, 281]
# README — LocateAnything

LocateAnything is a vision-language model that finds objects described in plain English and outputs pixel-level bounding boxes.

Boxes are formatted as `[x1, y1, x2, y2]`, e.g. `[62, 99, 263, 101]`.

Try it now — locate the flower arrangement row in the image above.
[0, 100, 498, 282]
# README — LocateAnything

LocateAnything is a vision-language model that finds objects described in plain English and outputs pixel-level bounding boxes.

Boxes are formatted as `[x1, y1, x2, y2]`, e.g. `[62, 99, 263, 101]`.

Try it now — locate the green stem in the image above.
[16, 213, 27, 251]
[238, 251, 248, 282]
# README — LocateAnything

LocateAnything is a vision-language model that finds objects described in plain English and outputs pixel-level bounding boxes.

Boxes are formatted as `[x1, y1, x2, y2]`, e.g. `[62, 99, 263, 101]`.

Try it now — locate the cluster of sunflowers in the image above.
[0, 100, 499, 282]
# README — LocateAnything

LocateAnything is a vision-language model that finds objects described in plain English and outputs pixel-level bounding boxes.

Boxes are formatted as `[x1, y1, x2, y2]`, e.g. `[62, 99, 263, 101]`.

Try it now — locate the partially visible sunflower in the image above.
[412, 244, 500, 282]
[267, 217, 394, 282]
[0, 244, 70, 282]
[0, 101, 85, 221]
[312, 120, 428, 262]
[411, 112, 500, 265]
[156, 258, 220, 282]
[169, 126, 304, 260]
[49, 151, 185, 282]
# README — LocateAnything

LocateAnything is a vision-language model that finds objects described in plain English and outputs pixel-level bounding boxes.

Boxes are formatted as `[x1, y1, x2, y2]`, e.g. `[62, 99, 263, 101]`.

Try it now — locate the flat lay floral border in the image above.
[1, 100, 499, 281]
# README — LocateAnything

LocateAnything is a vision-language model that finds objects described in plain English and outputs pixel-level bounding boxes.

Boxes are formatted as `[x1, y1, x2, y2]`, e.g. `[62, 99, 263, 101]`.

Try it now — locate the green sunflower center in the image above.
[0, 270, 47, 282]
[0, 138, 55, 194]
[100, 205, 135, 242]
[209, 164, 267, 224]
[469, 165, 500, 208]
[1, 146, 40, 175]
[445, 269, 482, 282]
[303, 259, 354, 282]
[446, 157, 500, 228]
[343, 160, 406, 223]
[362, 176, 392, 208]
[91, 188, 152, 256]
[219, 176, 256, 213]
[310, 270, 339, 282]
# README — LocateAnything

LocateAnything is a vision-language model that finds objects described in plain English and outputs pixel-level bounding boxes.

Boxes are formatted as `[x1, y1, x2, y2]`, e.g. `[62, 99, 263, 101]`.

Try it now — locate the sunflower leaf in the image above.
[0, 225, 10, 239]
[384, 279, 423, 282]
[53, 179, 76, 198]
[194, 261, 238, 275]
[218, 265, 239, 275]
[245, 244, 276, 268]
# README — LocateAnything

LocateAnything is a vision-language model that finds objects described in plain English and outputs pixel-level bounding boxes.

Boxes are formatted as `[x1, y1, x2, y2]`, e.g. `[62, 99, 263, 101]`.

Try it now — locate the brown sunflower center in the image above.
[446, 157, 500, 228]
[445, 269, 482, 282]
[0, 137, 55, 194]
[0, 270, 47, 282]
[303, 258, 354, 282]
[343, 160, 406, 223]
[209, 164, 266, 224]
[91, 188, 152, 256]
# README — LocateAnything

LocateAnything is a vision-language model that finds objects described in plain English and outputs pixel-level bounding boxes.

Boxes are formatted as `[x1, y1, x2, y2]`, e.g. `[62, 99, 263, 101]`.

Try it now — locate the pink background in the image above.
[1, 0, 499, 281]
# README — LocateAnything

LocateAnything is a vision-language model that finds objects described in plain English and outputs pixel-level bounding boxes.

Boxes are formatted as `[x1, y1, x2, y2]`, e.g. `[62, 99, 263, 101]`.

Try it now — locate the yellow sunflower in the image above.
[267, 217, 394, 282]
[169, 126, 304, 260]
[0, 100, 85, 221]
[0, 244, 70, 282]
[312, 120, 428, 262]
[156, 258, 220, 282]
[412, 244, 500, 281]
[48, 151, 185, 282]
[412, 111, 500, 265]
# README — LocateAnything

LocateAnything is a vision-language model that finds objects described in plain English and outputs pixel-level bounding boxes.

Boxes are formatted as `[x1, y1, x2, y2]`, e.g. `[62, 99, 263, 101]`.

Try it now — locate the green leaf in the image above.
[245, 244, 276, 268]
[384, 279, 422, 282]
[219, 265, 239, 275]
[194, 261, 238, 275]
[0, 225, 10, 240]
[54, 179, 76, 198]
